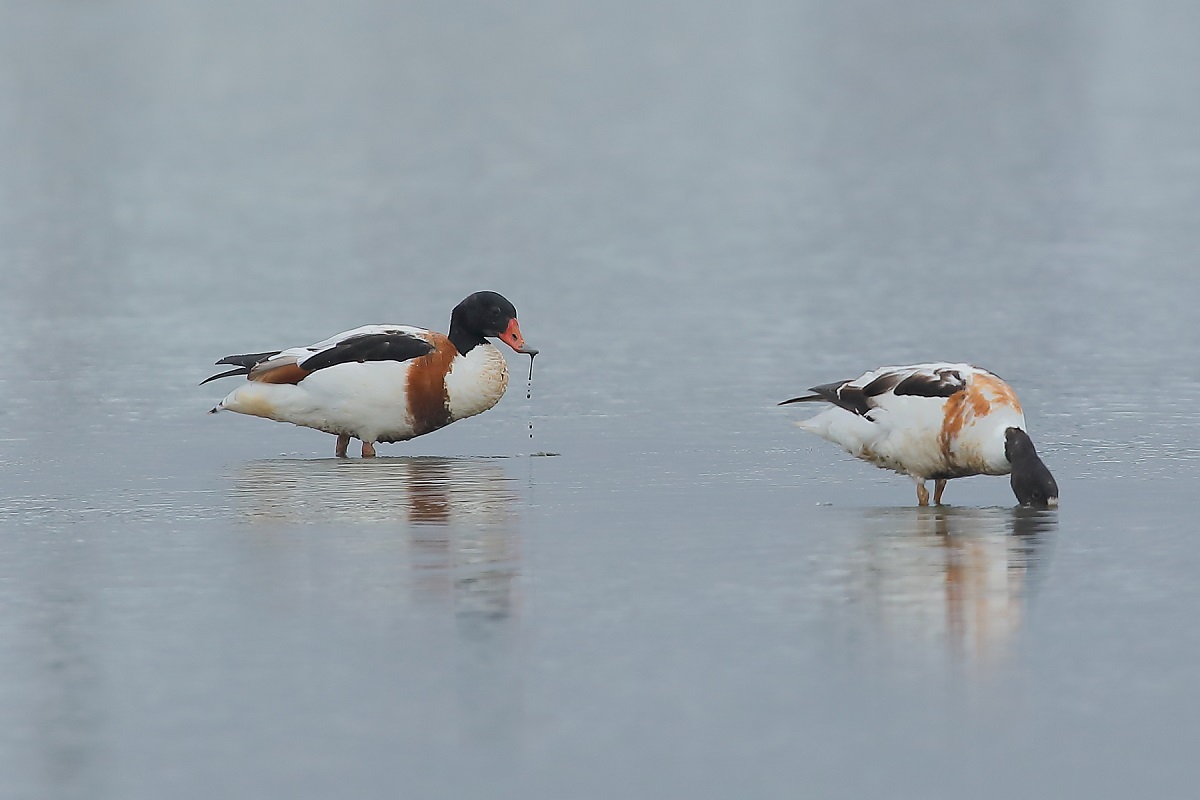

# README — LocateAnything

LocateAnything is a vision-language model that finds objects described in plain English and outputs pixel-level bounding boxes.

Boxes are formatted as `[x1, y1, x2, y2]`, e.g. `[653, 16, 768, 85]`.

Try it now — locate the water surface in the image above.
[2, 0, 1199, 797]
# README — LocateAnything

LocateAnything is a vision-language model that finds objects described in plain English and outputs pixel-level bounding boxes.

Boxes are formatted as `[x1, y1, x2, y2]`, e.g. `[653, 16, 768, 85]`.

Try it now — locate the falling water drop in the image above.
[526, 353, 536, 441]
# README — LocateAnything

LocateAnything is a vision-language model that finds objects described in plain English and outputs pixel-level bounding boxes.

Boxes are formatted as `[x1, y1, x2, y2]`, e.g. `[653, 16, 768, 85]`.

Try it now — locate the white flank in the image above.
[220, 360, 419, 443]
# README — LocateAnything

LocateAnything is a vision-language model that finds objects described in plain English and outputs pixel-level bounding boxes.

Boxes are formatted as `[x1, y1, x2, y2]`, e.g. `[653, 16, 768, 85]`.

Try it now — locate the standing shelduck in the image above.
[204, 291, 536, 457]
[780, 363, 1058, 507]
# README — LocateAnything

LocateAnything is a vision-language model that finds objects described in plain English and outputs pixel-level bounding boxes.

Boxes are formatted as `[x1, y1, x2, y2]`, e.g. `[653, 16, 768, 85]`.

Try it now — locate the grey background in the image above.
[1, 0, 1198, 798]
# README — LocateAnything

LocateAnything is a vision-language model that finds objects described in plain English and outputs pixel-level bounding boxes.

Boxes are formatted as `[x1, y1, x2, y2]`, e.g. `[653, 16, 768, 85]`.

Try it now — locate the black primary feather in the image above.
[201, 350, 283, 384]
[215, 350, 283, 368]
[779, 379, 871, 415]
[299, 332, 435, 373]
[201, 367, 252, 385]
[777, 393, 826, 406]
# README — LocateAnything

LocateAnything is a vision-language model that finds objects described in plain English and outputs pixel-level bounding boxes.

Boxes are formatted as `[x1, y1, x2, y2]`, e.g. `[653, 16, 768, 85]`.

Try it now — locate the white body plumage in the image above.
[796, 363, 1024, 480]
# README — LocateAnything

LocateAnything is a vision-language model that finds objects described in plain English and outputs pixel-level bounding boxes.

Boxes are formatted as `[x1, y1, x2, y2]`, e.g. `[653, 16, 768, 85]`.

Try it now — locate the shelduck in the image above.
[204, 291, 536, 457]
[780, 363, 1058, 507]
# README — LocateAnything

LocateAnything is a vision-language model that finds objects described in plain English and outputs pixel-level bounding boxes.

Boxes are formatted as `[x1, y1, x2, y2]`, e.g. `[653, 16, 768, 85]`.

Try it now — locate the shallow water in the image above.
[2, 0, 1200, 797]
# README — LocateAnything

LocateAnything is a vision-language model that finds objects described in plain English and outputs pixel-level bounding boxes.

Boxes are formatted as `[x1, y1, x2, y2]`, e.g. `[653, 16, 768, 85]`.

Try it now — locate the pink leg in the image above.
[335, 434, 350, 458]
[361, 441, 376, 458]
[934, 479, 948, 505]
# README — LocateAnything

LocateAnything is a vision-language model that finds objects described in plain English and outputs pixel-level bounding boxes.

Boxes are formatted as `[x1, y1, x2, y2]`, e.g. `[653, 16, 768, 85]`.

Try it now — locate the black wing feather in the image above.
[778, 379, 870, 415]
[299, 332, 435, 373]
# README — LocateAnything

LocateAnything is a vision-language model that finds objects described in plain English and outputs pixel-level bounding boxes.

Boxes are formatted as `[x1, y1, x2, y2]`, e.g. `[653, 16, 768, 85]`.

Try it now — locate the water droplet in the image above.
[526, 354, 536, 440]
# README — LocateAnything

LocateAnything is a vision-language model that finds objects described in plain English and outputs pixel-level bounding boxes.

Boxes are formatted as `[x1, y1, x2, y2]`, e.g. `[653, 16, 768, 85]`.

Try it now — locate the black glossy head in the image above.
[453, 291, 517, 335]
[1005, 427, 1059, 508]
[448, 291, 535, 355]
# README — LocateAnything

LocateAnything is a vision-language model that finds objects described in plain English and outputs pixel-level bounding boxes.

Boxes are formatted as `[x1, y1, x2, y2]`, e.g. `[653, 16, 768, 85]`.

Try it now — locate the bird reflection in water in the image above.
[232, 457, 520, 621]
[841, 506, 1056, 669]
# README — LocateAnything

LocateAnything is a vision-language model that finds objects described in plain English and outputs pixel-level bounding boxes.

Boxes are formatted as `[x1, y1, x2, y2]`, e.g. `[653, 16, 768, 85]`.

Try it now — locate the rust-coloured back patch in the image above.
[250, 361, 310, 385]
[938, 391, 971, 461]
[972, 373, 1023, 414]
[406, 333, 456, 436]
[938, 372, 1022, 461]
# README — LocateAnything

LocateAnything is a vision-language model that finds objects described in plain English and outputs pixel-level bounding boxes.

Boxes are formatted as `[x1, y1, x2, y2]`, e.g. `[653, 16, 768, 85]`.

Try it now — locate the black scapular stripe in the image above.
[893, 369, 965, 398]
[300, 333, 435, 373]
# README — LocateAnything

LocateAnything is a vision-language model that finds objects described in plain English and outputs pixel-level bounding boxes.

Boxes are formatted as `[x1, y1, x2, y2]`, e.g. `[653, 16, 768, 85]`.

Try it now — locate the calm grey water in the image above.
[2, 0, 1199, 797]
